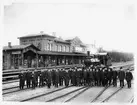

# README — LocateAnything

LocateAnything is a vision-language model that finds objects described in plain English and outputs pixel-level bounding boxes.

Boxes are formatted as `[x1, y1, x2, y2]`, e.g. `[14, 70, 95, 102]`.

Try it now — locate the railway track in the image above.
[20, 85, 73, 102]
[101, 84, 128, 102]
[90, 68, 134, 103]
[46, 86, 88, 102]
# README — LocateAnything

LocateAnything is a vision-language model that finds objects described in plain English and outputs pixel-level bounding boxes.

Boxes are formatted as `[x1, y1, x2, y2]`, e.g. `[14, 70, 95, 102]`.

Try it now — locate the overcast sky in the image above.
[3, 1, 136, 53]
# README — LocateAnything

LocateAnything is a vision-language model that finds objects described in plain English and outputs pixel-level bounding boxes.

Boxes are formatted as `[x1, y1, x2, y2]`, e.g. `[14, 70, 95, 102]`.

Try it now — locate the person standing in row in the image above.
[47, 69, 52, 88]
[55, 69, 59, 88]
[39, 70, 44, 87]
[125, 70, 133, 88]
[64, 69, 70, 87]
[112, 68, 118, 87]
[118, 67, 125, 88]
[107, 68, 113, 86]
[19, 71, 25, 89]
[26, 70, 31, 88]
[31, 71, 36, 89]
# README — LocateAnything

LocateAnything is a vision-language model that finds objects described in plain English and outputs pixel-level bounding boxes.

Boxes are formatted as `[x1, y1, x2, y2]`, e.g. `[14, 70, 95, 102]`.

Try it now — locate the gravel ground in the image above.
[3, 85, 66, 101]
[27, 86, 82, 102]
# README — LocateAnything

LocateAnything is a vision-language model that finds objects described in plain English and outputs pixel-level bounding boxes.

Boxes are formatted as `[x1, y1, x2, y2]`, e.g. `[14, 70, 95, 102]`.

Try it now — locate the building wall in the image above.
[20, 36, 71, 52]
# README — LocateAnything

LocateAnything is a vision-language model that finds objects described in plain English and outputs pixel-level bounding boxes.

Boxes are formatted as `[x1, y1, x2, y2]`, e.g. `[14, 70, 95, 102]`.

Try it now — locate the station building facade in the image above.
[3, 32, 87, 70]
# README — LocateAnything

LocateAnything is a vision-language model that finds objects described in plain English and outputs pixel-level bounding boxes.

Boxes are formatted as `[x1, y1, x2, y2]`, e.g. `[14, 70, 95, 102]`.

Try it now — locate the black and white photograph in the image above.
[1, 0, 136, 104]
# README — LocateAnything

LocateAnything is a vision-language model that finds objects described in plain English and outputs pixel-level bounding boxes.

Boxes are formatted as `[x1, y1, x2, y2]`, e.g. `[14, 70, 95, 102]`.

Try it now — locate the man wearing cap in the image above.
[51, 69, 56, 86]
[26, 70, 31, 88]
[107, 68, 113, 86]
[112, 68, 118, 87]
[118, 67, 125, 88]
[125, 70, 133, 88]
[31, 71, 36, 89]
[55, 69, 59, 87]
[19, 71, 25, 89]
[64, 69, 70, 87]
[83, 69, 87, 86]
[72, 68, 76, 86]
[47, 69, 52, 88]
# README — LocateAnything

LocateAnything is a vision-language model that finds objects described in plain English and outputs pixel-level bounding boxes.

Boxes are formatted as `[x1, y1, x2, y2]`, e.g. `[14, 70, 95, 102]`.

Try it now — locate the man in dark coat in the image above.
[68, 68, 73, 85]
[101, 69, 105, 86]
[112, 68, 118, 87]
[95, 69, 100, 86]
[64, 70, 70, 87]
[125, 70, 133, 88]
[47, 69, 52, 88]
[83, 69, 87, 86]
[55, 69, 59, 87]
[59, 69, 64, 86]
[39, 70, 44, 87]
[35, 70, 39, 87]
[72, 69, 76, 86]
[118, 67, 125, 88]
[51, 69, 56, 86]
[79, 68, 83, 86]
[107, 68, 113, 86]
[76, 68, 81, 86]
[104, 68, 108, 87]
[89, 68, 94, 86]
[19, 71, 25, 89]
[26, 70, 31, 88]
[31, 71, 36, 89]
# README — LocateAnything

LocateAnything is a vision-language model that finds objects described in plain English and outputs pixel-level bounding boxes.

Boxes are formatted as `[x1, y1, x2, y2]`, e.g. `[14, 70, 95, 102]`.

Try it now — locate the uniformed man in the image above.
[55, 69, 59, 87]
[68, 68, 73, 85]
[59, 69, 64, 86]
[64, 69, 70, 87]
[31, 71, 36, 89]
[19, 71, 25, 89]
[76, 69, 80, 86]
[125, 69, 133, 88]
[51, 69, 56, 86]
[118, 67, 125, 88]
[47, 69, 52, 88]
[101, 69, 105, 86]
[104, 68, 108, 87]
[83, 69, 87, 86]
[39, 70, 44, 87]
[26, 70, 31, 88]
[89, 68, 94, 86]
[107, 68, 113, 86]
[79, 68, 83, 86]
[99, 67, 103, 86]
[72, 68, 76, 86]
[112, 68, 118, 87]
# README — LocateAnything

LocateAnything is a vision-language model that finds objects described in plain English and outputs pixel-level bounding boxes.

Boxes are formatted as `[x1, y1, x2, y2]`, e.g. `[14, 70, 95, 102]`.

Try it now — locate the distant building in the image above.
[3, 32, 87, 70]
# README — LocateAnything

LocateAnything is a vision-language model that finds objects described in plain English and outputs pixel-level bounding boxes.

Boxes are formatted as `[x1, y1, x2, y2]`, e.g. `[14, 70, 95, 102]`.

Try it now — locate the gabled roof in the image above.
[18, 33, 56, 39]
[3, 44, 40, 51]
[54, 38, 70, 44]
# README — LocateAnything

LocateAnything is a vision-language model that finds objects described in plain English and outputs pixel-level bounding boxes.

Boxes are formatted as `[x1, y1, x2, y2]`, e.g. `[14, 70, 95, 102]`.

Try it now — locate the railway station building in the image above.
[3, 32, 87, 70]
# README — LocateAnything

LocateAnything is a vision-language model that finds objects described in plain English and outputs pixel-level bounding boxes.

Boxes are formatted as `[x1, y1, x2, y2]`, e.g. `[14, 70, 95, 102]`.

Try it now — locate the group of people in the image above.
[19, 66, 133, 90]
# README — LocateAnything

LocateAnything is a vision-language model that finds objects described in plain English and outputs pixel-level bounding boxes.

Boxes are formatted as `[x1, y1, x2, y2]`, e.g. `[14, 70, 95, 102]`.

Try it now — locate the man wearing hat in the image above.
[112, 68, 118, 87]
[118, 67, 125, 88]
[19, 70, 25, 89]
[26, 69, 31, 88]
[31, 71, 36, 89]
[125, 69, 133, 88]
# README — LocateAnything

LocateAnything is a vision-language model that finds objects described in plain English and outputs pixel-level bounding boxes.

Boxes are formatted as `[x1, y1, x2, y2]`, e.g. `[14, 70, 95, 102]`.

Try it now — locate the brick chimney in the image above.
[8, 42, 12, 48]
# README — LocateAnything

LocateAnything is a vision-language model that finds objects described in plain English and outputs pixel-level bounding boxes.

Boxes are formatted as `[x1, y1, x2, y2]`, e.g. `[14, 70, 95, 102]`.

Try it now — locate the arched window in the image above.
[37, 43, 41, 49]
[47, 43, 50, 51]
[65, 46, 66, 52]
